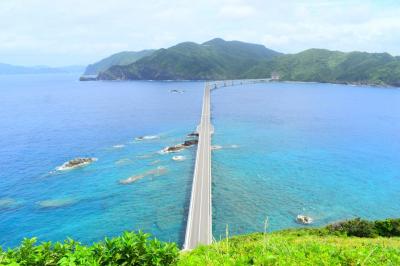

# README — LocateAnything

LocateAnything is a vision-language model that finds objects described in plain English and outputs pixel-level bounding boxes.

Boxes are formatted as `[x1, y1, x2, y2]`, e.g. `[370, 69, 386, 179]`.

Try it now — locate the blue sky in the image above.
[1, 0, 400, 66]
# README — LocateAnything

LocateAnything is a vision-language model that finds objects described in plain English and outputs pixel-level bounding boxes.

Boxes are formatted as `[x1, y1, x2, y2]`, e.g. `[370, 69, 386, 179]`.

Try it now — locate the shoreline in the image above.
[79, 76, 399, 89]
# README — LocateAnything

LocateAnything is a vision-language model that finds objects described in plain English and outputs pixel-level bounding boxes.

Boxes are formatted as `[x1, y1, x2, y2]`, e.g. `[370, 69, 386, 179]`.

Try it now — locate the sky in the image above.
[1, 0, 400, 66]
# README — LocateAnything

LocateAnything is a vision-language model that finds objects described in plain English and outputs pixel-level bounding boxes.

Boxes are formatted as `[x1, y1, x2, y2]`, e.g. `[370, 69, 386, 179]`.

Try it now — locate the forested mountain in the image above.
[84, 50, 155, 75]
[85, 38, 400, 86]
[97, 38, 281, 80]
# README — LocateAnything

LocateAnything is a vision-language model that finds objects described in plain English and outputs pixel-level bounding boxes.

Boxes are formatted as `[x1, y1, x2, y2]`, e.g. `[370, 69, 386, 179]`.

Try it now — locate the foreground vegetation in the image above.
[180, 218, 400, 265]
[1, 218, 400, 265]
[0, 231, 178, 265]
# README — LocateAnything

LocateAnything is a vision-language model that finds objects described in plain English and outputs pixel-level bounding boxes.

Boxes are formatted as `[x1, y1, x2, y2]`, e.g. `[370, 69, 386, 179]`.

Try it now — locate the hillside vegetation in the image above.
[1, 218, 400, 265]
[92, 38, 400, 86]
[246, 49, 400, 86]
[97, 38, 281, 80]
[84, 50, 155, 75]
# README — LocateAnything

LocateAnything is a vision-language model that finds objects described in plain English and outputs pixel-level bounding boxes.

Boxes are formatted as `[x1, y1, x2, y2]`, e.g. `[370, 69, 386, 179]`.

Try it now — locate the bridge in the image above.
[183, 79, 271, 250]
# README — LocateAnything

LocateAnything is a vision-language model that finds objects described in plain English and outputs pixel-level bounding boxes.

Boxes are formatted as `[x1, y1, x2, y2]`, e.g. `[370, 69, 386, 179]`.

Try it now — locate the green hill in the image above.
[246, 49, 400, 86]
[97, 38, 281, 80]
[83, 50, 155, 75]
[93, 38, 400, 86]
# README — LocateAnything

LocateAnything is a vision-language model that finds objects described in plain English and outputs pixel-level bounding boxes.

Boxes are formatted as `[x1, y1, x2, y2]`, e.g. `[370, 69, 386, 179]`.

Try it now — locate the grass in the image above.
[179, 229, 400, 265]
[2, 218, 400, 265]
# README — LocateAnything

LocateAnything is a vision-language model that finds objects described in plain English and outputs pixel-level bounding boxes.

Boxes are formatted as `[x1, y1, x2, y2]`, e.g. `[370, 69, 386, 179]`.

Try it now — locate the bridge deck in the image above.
[183, 79, 270, 250]
[184, 83, 212, 250]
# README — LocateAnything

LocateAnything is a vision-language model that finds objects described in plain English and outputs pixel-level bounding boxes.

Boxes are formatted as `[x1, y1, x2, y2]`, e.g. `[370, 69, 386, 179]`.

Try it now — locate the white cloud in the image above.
[218, 4, 256, 19]
[0, 0, 399, 66]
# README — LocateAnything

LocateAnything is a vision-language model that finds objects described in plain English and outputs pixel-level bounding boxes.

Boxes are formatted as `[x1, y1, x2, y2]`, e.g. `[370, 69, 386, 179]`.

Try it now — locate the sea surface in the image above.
[0, 74, 399, 247]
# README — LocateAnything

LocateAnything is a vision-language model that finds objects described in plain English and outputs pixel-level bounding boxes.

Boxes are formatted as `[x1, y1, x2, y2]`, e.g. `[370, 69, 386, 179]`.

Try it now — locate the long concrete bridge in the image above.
[183, 79, 271, 250]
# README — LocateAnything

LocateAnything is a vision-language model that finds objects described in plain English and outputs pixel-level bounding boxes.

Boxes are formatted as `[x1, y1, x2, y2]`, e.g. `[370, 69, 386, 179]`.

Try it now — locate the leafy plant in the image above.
[0, 231, 179, 266]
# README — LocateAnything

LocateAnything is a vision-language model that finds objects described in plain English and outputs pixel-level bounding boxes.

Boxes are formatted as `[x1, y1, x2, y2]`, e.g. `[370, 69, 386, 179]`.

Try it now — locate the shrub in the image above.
[0, 231, 179, 266]
[374, 218, 400, 237]
[327, 218, 377, 237]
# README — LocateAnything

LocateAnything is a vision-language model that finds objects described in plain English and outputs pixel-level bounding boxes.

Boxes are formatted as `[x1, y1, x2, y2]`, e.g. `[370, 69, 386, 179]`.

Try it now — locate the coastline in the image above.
[79, 76, 400, 89]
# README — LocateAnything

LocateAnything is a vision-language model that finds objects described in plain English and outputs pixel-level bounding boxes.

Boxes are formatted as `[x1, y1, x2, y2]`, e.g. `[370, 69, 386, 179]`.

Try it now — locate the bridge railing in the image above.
[208, 78, 271, 90]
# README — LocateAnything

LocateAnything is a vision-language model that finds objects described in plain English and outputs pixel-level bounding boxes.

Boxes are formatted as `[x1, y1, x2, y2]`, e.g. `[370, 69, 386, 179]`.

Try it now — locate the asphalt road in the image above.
[184, 83, 212, 250]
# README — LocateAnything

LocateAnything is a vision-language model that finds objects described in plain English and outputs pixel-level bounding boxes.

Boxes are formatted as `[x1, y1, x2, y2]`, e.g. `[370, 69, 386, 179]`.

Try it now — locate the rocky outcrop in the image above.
[57, 157, 97, 171]
[161, 138, 198, 154]
[296, 215, 313, 225]
[187, 132, 199, 138]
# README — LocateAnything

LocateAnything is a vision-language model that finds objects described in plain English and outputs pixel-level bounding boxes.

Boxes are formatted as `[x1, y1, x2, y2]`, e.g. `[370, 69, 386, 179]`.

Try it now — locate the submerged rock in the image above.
[115, 158, 133, 165]
[149, 160, 161, 165]
[119, 174, 146, 184]
[57, 157, 97, 171]
[38, 198, 78, 209]
[296, 215, 313, 225]
[119, 166, 168, 185]
[0, 198, 18, 210]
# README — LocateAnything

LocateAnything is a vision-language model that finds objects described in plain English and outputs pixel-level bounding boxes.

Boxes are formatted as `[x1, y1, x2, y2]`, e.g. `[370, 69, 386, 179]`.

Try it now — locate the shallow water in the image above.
[211, 82, 400, 238]
[0, 74, 202, 247]
[0, 75, 399, 247]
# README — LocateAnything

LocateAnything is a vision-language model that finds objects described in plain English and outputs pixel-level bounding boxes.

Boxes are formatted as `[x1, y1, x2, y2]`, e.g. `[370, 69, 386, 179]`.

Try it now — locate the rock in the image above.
[187, 132, 199, 138]
[160, 131, 199, 154]
[183, 139, 198, 147]
[161, 144, 185, 153]
[296, 215, 313, 225]
[57, 157, 97, 171]
[170, 89, 185, 94]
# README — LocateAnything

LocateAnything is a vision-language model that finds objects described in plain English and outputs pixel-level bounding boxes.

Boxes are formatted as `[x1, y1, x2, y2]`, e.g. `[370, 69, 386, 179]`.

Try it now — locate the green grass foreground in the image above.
[1, 218, 400, 265]
[179, 229, 400, 265]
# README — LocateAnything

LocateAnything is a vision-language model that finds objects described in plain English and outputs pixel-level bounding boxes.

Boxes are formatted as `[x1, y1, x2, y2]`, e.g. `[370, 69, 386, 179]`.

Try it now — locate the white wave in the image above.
[172, 155, 186, 161]
[112, 144, 125, 149]
[135, 135, 160, 141]
[211, 145, 223, 150]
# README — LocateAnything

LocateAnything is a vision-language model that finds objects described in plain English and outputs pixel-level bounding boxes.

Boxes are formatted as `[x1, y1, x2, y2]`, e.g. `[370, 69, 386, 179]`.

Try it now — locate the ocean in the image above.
[0, 74, 399, 247]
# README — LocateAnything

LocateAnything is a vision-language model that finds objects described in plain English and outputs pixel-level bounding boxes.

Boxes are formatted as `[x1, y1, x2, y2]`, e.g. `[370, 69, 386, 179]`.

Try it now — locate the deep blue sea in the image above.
[0, 74, 399, 248]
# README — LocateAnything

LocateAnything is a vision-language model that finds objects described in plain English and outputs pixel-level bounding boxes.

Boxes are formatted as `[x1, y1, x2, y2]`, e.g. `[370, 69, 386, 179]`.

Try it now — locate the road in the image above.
[183, 83, 212, 250]
[183, 79, 270, 250]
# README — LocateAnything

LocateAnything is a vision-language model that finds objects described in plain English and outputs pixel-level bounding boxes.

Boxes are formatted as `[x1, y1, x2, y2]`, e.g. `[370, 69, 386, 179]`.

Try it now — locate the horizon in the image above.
[1, 0, 400, 67]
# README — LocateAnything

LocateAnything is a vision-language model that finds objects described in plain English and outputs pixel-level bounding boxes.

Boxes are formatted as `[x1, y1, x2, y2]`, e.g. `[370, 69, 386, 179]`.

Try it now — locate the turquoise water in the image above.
[212, 82, 400, 238]
[0, 75, 399, 247]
